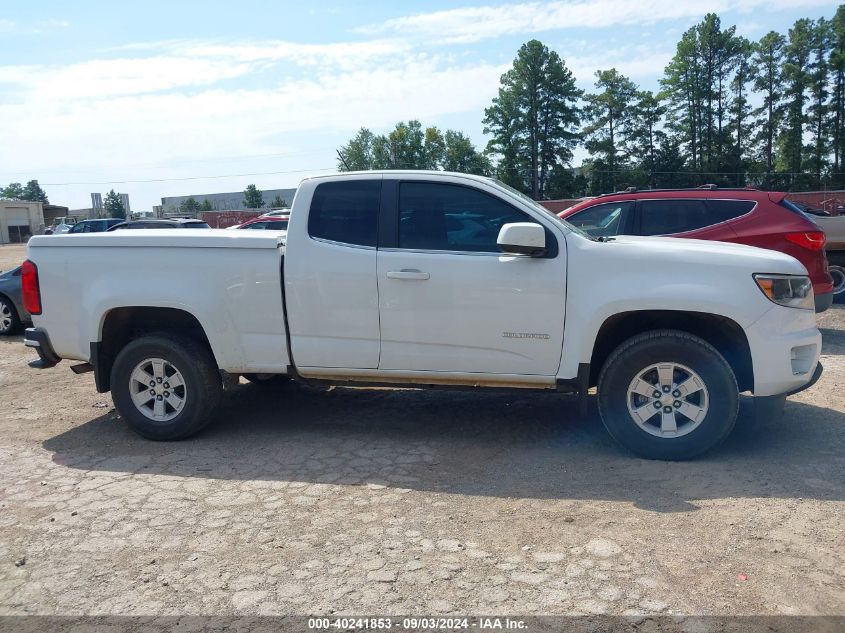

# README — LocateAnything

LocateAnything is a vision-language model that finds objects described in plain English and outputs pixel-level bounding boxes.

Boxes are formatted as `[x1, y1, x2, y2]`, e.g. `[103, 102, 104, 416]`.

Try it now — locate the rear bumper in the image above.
[815, 291, 833, 313]
[24, 327, 61, 368]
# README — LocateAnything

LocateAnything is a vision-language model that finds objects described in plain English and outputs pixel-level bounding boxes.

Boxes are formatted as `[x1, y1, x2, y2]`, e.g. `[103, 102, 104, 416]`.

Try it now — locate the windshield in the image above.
[487, 178, 595, 240]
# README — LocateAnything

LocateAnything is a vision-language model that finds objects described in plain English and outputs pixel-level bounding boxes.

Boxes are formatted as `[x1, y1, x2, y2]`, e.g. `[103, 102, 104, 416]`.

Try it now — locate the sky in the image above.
[0, 0, 839, 211]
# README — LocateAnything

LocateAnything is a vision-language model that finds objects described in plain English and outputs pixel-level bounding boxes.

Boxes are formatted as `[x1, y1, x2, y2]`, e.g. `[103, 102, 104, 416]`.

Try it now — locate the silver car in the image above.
[0, 266, 29, 335]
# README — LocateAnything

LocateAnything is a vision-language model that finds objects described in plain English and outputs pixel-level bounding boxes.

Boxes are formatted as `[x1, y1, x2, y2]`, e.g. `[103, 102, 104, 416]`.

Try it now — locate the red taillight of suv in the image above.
[784, 231, 826, 251]
[21, 260, 42, 315]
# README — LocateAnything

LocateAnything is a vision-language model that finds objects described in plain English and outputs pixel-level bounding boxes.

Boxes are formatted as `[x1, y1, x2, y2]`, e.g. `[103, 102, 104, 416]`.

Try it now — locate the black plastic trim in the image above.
[24, 327, 60, 367]
[815, 291, 833, 313]
[556, 362, 591, 415]
[90, 341, 110, 392]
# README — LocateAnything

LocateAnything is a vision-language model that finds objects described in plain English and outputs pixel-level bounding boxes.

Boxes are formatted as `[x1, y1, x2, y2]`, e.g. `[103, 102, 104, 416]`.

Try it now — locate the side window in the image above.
[267, 221, 288, 230]
[566, 202, 632, 237]
[638, 200, 711, 235]
[308, 180, 380, 247]
[244, 222, 268, 230]
[707, 200, 755, 223]
[398, 182, 533, 253]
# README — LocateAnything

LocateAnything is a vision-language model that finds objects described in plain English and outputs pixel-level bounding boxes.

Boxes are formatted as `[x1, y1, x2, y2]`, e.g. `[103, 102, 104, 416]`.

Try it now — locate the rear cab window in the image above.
[308, 180, 381, 247]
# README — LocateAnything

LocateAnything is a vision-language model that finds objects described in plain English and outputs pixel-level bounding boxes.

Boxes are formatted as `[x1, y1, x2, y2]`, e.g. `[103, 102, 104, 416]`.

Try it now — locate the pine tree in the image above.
[243, 184, 264, 209]
[750, 31, 786, 187]
[103, 190, 126, 219]
[483, 40, 581, 198]
[582, 69, 638, 193]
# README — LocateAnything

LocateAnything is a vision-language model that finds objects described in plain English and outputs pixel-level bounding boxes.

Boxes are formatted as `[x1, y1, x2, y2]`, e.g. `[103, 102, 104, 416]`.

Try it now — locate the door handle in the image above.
[386, 269, 430, 280]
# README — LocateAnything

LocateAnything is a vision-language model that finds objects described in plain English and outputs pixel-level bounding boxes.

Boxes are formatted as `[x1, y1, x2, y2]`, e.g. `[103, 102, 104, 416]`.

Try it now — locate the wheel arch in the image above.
[589, 310, 753, 392]
[95, 306, 217, 393]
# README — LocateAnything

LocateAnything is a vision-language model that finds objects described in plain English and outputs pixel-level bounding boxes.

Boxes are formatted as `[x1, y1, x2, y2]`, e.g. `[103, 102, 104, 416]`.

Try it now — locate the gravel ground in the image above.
[0, 243, 843, 618]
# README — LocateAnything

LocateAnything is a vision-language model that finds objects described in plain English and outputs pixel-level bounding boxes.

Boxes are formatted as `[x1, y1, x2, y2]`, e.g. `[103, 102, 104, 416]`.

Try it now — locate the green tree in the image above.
[751, 31, 786, 186]
[582, 68, 638, 193]
[179, 196, 201, 214]
[662, 26, 703, 171]
[200, 199, 214, 212]
[337, 121, 489, 174]
[806, 17, 833, 185]
[243, 184, 264, 209]
[21, 180, 49, 203]
[661, 14, 743, 177]
[269, 195, 287, 208]
[442, 130, 492, 175]
[103, 189, 126, 219]
[2, 182, 24, 199]
[626, 90, 667, 188]
[338, 128, 377, 171]
[483, 39, 582, 199]
[728, 37, 754, 182]
[831, 6, 845, 187]
[777, 18, 814, 182]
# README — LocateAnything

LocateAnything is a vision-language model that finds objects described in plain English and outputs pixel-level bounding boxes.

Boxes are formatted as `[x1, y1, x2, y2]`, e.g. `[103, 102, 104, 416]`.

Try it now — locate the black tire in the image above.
[243, 373, 290, 386]
[110, 333, 222, 440]
[597, 329, 739, 460]
[0, 295, 21, 336]
[829, 264, 845, 304]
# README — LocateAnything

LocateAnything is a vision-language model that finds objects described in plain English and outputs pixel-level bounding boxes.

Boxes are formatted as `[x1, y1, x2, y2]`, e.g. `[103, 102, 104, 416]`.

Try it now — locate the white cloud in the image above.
[0, 40, 506, 207]
[567, 47, 674, 84]
[0, 19, 16, 32]
[360, 0, 833, 43]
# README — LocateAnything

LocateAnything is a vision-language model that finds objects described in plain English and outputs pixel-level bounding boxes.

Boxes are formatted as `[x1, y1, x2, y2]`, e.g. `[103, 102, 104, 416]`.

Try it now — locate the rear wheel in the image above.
[110, 333, 222, 440]
[0, 296, 20, 335]
[597, 330, 738, 460]
[829, 264, 845, 304]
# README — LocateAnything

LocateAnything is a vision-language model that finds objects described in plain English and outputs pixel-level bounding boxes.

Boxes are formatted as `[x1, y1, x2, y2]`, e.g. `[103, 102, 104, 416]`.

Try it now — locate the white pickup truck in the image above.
[22, 172, 823, 459]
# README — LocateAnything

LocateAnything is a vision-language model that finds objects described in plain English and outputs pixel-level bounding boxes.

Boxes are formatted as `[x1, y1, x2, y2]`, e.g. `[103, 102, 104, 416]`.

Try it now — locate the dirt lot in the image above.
[0, 242, 843, 617]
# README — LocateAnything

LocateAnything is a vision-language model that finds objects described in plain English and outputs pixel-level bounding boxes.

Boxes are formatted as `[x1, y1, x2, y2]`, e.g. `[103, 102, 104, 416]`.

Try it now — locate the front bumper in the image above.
[745, 306, 822, 397]
[785, 361, 823, 396]
[815, 291, 833, 313]
[24, 327, 61, 368]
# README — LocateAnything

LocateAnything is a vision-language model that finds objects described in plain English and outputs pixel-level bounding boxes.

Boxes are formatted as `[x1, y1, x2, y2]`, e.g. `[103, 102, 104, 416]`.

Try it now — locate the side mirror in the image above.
[497, 222, 546, 257]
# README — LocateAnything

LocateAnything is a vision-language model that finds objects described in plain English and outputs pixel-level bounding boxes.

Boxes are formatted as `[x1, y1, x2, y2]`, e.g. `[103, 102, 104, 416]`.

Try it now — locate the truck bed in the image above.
[26, 229, 289, 373]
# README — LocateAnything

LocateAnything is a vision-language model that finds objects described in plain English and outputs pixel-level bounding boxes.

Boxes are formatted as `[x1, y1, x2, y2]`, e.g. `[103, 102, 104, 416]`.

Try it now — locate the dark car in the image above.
[106, 218, 211, 231]
[559, 186, 834, 313]
[68, 218, 125, 233]
[0, 266, 29, 335]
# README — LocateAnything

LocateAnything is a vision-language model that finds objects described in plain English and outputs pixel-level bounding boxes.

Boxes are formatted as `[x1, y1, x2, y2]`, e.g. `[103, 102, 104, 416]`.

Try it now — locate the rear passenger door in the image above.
[284, 178, 382, 370]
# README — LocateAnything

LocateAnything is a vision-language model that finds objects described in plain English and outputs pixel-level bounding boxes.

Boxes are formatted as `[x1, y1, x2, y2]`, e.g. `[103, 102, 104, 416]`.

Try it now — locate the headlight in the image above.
[754, 274, 814, 310]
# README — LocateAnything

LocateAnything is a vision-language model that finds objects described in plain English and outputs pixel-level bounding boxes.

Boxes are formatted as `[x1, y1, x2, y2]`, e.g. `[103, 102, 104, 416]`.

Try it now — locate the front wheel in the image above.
[110, 333, 222, 440]
[597, 330, 738, 460]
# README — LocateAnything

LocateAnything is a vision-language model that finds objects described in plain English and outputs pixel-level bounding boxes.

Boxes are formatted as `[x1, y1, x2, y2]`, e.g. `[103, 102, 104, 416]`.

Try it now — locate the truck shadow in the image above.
[42, 381, 845, 512]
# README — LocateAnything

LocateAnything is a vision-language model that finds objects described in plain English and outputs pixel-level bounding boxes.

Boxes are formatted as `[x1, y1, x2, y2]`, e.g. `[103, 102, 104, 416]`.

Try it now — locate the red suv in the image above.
[559, 186, 833, 312]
